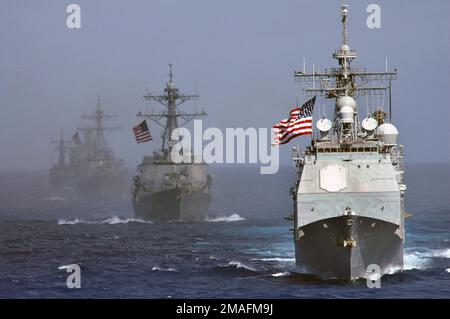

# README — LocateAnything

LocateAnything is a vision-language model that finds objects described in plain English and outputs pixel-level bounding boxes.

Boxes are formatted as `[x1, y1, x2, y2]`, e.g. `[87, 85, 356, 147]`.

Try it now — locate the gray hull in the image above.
[294, 215, 403, 280]
[134, 188, 211, 222]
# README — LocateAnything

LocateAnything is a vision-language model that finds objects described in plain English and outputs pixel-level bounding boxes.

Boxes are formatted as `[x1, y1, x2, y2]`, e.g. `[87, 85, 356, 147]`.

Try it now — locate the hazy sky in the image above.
[0, 0, 449, 172]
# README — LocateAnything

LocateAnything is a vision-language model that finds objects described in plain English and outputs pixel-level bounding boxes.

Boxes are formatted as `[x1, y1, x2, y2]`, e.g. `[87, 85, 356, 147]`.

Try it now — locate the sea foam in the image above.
[57, 216, 153, 225]
[206, 213, 246, 222]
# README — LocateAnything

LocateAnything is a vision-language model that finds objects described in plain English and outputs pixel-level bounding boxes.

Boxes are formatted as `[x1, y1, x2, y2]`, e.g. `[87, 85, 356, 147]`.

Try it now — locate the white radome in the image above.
[339, 105, 354, 123]
[336, 95, 356, 110]
[316, 118, 333, 132]
[377, 123, 399, 144]
[341, 44, 350, 52]
[361, 117, 378, 131]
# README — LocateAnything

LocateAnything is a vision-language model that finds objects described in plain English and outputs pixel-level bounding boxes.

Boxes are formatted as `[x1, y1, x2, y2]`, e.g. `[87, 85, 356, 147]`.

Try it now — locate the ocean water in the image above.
[0, 164, 449, 298]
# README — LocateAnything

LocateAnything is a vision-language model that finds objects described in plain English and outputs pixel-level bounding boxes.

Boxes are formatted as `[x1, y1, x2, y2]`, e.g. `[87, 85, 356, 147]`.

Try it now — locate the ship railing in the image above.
[312, 132, 340, 143]
[390, 145, 404, 172]
[325, 67, 366, 76]
[332, 48, 358, 56]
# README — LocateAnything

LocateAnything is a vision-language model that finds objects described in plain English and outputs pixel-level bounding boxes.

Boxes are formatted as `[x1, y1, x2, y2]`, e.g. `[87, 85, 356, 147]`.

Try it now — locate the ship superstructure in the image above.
[133, 65, 212, 222]
[290, 5, 406, 279]
[50, 98, 127, 200]
[49, 129, 77, 191]
[75, 97, 127, 200]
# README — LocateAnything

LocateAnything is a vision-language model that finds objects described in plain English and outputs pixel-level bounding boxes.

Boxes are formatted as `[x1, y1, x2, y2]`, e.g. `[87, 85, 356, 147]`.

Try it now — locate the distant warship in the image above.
[49, 129, 77, 192]
[289, 5, 406, 279]
[50, 98, 127, 200]
[132, 65, 212, 222]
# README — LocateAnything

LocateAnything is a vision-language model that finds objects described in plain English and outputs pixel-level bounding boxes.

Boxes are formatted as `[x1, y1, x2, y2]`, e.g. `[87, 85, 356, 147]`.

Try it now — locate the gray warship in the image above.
[50, 98, 127, 200]
[132, 65, 212, 222]
[289, 5, 406, 279]
[75, 98, 127, 200]
[49, 129, 77, 192]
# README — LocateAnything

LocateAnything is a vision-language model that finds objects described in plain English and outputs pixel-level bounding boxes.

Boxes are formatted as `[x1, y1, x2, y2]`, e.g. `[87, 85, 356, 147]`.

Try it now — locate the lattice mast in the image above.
[294, 5, 397, 142]
[79, 96, 121, 158]
[52, 129, 71, 167]
[137, 64, 206, 152]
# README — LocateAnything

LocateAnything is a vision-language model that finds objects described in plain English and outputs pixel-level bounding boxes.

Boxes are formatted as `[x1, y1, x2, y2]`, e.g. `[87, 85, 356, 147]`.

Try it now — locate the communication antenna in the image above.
[194, 84, 198, 113]
[138, 64, 206, 152]
[361, 117, 378, 131]
[361, 117, 378, 139]
[377, 91, 381, 111]
[365, 94, 369, 117]
[312, 64, 315, 89]
[316, 118, 332, 140]
[341, 4, 349, 46]
[168, 63, 174, 82]
[145, 87, 150, 114]
[389, 79, 392, 122]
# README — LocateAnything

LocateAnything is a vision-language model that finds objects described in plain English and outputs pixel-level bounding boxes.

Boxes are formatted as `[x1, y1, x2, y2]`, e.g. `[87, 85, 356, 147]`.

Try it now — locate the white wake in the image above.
[225, 261, 256, 271]
[206, 213, 246, 222]
[387, 247, 450, 273]
[57, 216, 153, 225]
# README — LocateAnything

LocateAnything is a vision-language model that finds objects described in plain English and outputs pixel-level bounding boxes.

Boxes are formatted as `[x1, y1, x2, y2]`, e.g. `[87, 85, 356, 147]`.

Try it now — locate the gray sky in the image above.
[0, 0, 449, 172]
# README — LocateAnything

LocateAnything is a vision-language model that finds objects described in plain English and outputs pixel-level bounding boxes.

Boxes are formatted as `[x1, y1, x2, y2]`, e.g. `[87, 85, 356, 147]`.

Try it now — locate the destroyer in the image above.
[50, 98, 127, 200]
[74, 97, 127, 200]
[132, 65, 212, 222]
[49, 129, 77, 192]
[290, 5, 406, 279]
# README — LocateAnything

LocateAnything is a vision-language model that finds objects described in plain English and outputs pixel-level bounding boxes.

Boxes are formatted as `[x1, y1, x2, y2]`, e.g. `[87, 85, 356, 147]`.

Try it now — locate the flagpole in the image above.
[296, 97, 300, 152]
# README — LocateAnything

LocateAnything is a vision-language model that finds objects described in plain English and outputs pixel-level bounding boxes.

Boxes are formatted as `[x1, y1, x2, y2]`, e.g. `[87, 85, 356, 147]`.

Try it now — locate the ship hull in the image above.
[294, 215, 403, 280]
[133, 188, 211, 222]
[77, 174, 127, 201]
[49, 168, 77, 190]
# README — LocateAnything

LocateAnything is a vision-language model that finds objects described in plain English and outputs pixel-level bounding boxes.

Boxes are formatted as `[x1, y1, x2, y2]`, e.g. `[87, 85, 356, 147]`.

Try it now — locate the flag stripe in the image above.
[276, 131, 311, 145]
[272, 96, 316, 145]
[133, 120, 153, 144]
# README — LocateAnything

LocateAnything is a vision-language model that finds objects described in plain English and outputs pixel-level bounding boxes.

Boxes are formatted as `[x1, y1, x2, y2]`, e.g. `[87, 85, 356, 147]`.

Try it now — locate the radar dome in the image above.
[361, 117, 378, 131]
[316, 118, 332, 132]
[336, 96, 356, 111]
[339, 105, 354, 123]
[377, 123, 399, 144]
[341, 44, 350, 52]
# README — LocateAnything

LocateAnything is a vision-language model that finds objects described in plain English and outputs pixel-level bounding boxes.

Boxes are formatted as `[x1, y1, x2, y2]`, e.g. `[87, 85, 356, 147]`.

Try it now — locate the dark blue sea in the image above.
[0, 164, 449, 298]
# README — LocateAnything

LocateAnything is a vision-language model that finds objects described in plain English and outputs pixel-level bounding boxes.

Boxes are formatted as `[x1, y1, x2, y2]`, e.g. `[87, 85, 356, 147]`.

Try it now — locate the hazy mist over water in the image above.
[0, 1, 449, 299]
[0, 164, 449, 298]
[0, 0, 449, 172]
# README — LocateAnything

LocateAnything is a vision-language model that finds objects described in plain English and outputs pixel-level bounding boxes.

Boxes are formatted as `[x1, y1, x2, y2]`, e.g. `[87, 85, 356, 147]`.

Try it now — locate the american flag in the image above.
[272, 96, 316, 145]
[133, 120, 153, 143]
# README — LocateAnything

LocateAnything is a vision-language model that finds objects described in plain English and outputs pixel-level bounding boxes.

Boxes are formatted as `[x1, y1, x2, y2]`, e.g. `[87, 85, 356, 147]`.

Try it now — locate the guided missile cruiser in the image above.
[290, 5, 406, 279]
[132, 65, 212, 222]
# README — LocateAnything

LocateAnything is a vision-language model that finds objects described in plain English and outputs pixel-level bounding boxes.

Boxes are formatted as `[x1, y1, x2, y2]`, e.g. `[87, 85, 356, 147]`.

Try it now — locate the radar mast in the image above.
[137, 64, 207, 152]
[294, 5, 397, 143]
